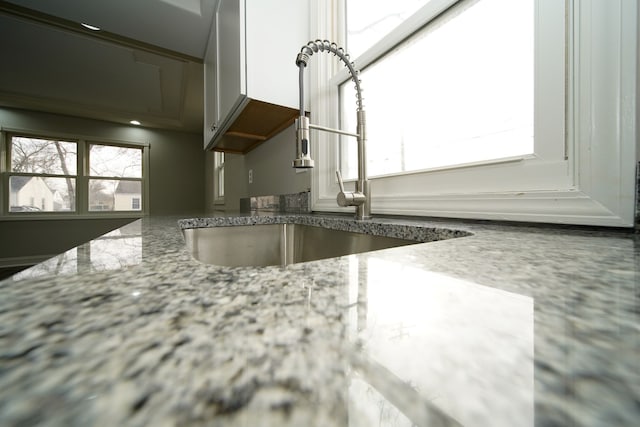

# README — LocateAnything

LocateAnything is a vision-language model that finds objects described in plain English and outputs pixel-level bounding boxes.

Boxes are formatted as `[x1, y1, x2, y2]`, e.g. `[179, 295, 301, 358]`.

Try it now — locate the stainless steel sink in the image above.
[183, 223, 417, 267]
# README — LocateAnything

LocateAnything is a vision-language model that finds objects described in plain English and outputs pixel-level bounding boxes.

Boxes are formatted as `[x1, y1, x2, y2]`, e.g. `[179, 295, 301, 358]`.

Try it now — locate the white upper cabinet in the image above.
[204, 0, 309, 152]
[203, 9, 218, 147]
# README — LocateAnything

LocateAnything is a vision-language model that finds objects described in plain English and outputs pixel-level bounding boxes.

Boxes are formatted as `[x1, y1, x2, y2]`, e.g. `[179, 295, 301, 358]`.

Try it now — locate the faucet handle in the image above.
[336, 170, 366, 207]
[336, 170, 346, 193]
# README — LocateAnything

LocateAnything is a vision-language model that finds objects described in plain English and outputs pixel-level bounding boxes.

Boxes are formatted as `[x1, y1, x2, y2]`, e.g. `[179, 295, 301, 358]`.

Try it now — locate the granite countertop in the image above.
[0, 213, 638, 426]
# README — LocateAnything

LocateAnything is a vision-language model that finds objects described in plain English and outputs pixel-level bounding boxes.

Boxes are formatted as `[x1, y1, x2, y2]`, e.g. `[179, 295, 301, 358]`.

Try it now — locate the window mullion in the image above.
[142, 145, 149, 215]
[76, 139, 87, 214]
[0, 131, 6, 215]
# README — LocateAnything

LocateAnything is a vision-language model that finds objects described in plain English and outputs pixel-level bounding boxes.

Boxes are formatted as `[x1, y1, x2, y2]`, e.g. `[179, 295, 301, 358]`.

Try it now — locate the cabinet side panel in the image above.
[245, 0, 310, 109]
[218, 0, 247, 121]
[203, 6, 218, 148]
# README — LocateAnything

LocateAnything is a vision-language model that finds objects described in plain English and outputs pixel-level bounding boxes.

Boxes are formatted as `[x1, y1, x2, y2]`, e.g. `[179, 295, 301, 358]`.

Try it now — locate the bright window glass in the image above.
[9, 136, 77, 212]
[341, 0, 534, 179]
[89, 144, 142, 178]
[88, 144, 143, 212]
[6, 135, 146, 215]
[11, 137, 77, 175]
[89, 179, 142, 212]
[347, 0, 432, 58]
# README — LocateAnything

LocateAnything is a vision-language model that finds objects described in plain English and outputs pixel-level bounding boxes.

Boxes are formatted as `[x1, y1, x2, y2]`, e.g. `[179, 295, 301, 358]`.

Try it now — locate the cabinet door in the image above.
[245, 0, 308, 110]
[217, 0, 246, 126]
[203, 4, 218, 148]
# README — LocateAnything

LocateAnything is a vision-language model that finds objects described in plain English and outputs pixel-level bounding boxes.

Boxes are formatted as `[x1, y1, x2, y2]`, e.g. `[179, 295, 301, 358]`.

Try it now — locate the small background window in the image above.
[8, 136, 77, 212]
[4, 134, 147, 215]
[88, 144, 143, 212]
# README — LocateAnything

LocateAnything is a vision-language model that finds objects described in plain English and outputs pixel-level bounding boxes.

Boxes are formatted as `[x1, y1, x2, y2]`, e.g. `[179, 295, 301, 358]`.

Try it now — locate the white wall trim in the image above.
[568, 0, 638, 226]
[0, 254, 54, 268]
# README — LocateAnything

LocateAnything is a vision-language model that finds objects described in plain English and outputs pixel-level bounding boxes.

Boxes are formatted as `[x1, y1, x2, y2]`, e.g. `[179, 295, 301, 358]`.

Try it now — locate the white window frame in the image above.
[214, 151, 225, 204]
[309, 0, 637, 227]
[1, 128, 150, 218]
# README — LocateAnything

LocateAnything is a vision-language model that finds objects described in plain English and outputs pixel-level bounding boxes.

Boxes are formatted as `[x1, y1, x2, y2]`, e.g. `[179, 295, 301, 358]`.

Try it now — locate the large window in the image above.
[4, 133, 148, 215]
[341, 0, 533, 178]
[346, 0, 428, 59]
[310, 0, 637, 227]
[88, 143, 143, 212]
[8, 136, 77, 212]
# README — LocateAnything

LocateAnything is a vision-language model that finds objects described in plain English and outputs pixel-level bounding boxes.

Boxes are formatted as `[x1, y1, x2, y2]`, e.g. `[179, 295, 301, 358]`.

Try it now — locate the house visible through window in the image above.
[89, 143, 143, 212]
[5, 134, 146, 214]
[8, 136, 77, 212]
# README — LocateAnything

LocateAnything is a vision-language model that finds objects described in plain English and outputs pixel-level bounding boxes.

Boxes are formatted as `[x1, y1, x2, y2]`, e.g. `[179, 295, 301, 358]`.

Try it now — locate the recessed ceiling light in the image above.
[81, 23, 101, 31]
[130, 120, 141, 126]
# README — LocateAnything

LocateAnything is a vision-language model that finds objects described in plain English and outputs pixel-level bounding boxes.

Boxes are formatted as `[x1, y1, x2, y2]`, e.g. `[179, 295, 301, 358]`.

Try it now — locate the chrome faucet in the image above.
[292, 40, 371, 220]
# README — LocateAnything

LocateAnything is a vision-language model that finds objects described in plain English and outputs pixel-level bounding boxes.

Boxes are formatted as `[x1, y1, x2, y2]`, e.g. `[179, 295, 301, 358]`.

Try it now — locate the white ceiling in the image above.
[0, 0, 217, 133]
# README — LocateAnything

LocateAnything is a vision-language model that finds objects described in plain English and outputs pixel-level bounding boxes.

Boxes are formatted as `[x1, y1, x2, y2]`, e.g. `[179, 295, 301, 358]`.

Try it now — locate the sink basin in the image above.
[183, 223, 418, 267]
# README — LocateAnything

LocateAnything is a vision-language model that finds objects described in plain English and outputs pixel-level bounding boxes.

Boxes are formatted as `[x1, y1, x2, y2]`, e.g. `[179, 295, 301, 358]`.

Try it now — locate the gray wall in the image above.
[0, 107, 206, 264]
[223, 153, 248, 213]
[217, 124, 311, 212]
[0, 107, 205, 215]
[244, 124, 310, 197]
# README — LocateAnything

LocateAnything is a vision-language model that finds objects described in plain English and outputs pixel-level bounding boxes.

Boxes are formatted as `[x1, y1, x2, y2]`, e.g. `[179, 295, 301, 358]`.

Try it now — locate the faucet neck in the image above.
[356, 109, 370, 220]
[356, 109, 367, 184]
[294, 40, 371, 220]
[296, 40, 364, 113]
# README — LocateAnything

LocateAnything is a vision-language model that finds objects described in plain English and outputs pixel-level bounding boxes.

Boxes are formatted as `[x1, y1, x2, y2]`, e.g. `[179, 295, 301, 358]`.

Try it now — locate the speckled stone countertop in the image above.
[1, 213, 638, 426]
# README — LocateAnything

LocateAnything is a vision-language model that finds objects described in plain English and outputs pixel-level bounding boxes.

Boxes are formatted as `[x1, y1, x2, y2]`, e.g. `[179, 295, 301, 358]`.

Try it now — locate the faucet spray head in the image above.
[293, 116, 314, 168]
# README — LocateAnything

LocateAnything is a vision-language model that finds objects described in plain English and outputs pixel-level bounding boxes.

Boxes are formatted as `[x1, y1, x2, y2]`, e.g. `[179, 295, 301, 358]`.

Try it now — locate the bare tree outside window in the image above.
[8, 136, 145, 214]
[89, 144, 142, 178]
[88, 144, 143, 212]
[9, 137, 77, 211]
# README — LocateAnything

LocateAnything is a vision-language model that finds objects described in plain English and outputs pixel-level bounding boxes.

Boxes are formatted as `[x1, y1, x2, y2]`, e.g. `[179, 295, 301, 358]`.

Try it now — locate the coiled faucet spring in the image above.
[296, 40, 364, 112]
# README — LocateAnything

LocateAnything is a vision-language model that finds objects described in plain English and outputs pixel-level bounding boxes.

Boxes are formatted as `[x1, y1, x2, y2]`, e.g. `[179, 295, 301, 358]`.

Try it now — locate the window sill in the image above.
[0, 212, 145, 222]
